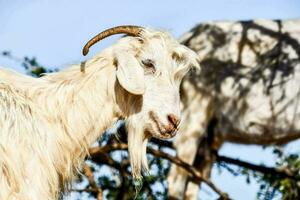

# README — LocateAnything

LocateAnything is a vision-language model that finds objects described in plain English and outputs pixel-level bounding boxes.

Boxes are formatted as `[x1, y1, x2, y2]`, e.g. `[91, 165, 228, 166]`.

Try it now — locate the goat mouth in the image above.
[148, 111, 177, 139]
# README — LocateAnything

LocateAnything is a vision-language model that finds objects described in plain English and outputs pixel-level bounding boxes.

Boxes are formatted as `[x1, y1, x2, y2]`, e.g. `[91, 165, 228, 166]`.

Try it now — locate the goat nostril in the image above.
[167, 114, 180, 128]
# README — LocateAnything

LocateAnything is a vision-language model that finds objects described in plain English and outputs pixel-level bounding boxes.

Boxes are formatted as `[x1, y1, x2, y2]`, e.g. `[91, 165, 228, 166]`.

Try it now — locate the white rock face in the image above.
[181, 19, 300, 144]
[168, 19, 300, 200]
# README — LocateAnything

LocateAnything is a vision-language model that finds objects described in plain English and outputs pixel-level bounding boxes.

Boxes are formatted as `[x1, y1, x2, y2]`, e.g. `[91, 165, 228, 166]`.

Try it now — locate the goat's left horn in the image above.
[82, 25, 143, 56]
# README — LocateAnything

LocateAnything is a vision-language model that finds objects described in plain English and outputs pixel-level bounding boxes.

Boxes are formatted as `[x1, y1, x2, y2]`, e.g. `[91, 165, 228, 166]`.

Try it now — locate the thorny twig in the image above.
[88, 143, 231, 200]
[82, 163, 103, 200]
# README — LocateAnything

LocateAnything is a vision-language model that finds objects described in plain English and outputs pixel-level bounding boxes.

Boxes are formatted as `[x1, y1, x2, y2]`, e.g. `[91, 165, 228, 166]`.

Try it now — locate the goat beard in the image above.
[126, 118, 149, 181]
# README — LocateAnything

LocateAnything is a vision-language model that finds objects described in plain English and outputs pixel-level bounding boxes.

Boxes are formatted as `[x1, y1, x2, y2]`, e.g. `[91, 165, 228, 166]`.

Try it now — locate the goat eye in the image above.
[142, 59, 156, 73]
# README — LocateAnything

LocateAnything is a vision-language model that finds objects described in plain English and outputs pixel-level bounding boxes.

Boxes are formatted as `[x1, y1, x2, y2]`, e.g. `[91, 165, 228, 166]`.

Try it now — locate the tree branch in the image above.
[82, 163, 103, 200]
[89, 143, 231, 200]
[216, 154, 299, 181]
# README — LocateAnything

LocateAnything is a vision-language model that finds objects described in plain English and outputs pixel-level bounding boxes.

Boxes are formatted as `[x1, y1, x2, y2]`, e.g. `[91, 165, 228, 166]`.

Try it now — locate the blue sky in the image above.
[1, 0, 300, 199]
[1, 0, 300, 70]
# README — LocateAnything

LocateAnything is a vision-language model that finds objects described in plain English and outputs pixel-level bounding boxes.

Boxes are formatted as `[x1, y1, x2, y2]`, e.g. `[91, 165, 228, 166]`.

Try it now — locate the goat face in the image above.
[83, 26, 199, 179]
[114, 29, 200, 139]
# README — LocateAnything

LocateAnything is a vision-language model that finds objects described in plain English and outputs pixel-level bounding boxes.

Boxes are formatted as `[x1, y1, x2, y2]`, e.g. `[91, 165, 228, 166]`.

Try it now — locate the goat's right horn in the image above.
[82, 25, 143, 56]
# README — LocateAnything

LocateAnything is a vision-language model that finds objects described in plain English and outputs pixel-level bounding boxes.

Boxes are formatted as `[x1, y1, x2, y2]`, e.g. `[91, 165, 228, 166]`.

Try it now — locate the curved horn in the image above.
[82, 25, 143, 56]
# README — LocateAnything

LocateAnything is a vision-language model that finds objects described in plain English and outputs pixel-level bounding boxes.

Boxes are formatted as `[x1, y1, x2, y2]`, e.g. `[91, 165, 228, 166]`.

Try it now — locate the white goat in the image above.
[168, 19, 300, 199]
[0, 25, 199, 200]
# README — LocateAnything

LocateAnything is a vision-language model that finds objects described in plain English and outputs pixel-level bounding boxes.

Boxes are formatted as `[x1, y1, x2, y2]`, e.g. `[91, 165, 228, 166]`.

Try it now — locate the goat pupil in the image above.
[142, 59, 155, 69]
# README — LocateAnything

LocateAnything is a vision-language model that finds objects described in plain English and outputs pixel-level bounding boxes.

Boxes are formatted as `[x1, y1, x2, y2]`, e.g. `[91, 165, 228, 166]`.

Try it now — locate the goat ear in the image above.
[115, 53, 145, 95]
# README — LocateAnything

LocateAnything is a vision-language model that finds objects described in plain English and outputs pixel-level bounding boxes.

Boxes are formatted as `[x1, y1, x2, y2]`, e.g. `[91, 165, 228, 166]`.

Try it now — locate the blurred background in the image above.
[1, 0, 300, 200]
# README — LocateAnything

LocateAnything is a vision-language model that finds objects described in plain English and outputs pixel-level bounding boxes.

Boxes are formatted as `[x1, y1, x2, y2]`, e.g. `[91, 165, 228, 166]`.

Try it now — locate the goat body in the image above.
[0, 27, 199, 200]
[0, 58, 119, 199]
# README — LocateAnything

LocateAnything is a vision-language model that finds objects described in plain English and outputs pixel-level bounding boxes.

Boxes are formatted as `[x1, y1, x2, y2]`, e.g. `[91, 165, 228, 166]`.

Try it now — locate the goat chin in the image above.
[127, 116, 149, 180]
